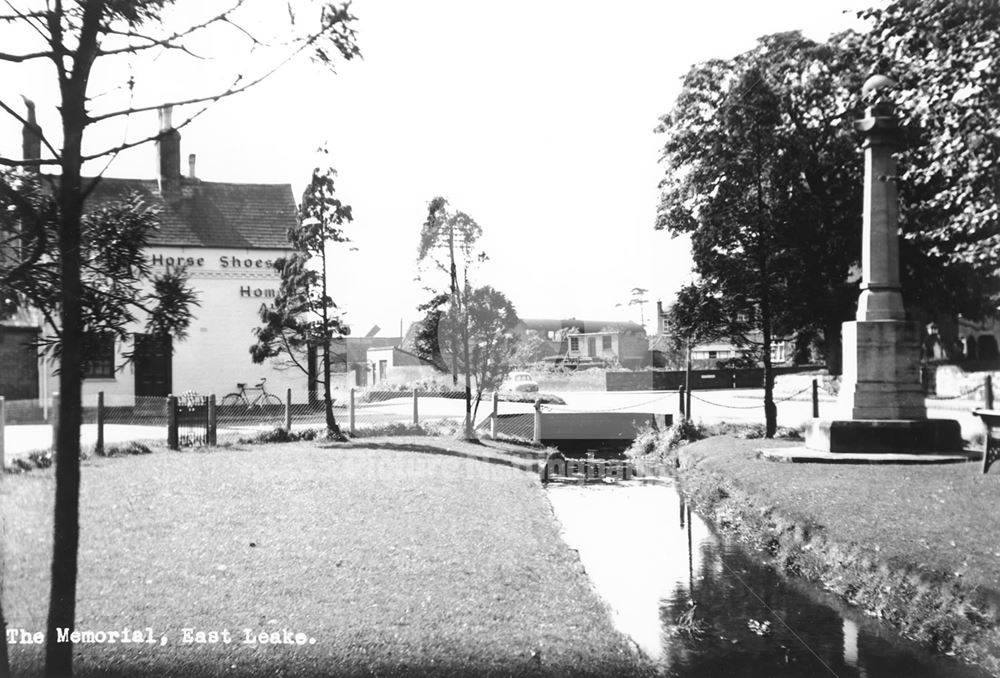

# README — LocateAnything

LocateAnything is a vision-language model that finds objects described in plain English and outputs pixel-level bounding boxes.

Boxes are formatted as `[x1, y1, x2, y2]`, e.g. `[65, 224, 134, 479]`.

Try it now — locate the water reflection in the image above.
[545, 482, 992, 678]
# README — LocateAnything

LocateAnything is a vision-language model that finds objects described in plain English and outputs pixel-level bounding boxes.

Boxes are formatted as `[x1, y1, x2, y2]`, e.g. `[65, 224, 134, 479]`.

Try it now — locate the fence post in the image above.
[678, 386, 685, 418]
[207, 395, 217, 446]
[51, 392, 60, 452]
[285, 388, 293, 433]
[812, 379, 819, 419]
[0, 396, 6, 474]
[349, 388, 356, 436]
[167, 395, 179, 450]
[533, 398, 542, 445]
[986, 375, 995, 410]
[491, 390, 498, 439]
[685, 383, 692, 421]
[96, 391, 105, 456]
[412, 389, 419, 426]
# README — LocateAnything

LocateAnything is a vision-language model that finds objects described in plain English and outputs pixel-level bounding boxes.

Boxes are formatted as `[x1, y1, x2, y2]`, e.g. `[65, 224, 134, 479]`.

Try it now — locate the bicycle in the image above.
[221, 378, 283, 409]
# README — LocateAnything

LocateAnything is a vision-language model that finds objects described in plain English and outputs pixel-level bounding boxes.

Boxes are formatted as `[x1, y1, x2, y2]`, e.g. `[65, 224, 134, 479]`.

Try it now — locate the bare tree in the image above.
[0, 3, 359, 675]
[416, 197, 485, 440]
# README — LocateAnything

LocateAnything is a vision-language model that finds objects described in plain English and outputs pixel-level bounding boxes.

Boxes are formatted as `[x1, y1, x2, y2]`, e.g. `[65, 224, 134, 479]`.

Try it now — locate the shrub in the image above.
[703, 421, 804, 440]
[351, 419, 468, 438]
[496, 392, 566, 405]
[352, 422, 427, 438]
[98, 441, 153, 457]
[665, 418, 706, 448]
[238, 426, 322, 445]
[624, 419, 706, 461]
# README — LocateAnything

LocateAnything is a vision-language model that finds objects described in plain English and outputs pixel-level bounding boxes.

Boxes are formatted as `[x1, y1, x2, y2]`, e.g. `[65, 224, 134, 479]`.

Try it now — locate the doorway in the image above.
[133, 333, 172, 398]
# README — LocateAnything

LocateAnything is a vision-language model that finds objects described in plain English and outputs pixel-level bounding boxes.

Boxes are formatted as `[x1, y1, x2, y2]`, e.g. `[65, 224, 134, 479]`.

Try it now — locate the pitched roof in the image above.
[330, 336, 400, 365]
[391, 347, 444, 368]
[86, 176, 297, 250]
[520, 318, 645, 334]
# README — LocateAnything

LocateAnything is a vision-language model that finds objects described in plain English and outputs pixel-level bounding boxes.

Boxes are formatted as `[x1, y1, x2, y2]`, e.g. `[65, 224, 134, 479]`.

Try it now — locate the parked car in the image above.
[501, 371, 539, 394]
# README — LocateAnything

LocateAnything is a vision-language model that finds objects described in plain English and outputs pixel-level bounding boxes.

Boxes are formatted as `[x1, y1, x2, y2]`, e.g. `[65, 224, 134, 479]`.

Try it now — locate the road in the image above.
[2, 389, 985, 464]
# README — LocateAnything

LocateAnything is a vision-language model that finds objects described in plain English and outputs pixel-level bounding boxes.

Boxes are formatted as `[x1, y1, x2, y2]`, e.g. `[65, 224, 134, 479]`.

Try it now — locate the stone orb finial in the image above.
[862, 74, 896, 103]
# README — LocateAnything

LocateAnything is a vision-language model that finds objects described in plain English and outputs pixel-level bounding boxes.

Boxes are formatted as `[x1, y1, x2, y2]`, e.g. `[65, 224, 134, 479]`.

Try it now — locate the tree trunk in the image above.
[46, 90, 87, 678]
[322, 341, 339, 436]
[319, 246, 340, 437]
[761, 288, 777, 439]
[684, 339, 692, 421]
[461, 292, 473, 440]
[1, 598, 10, 677]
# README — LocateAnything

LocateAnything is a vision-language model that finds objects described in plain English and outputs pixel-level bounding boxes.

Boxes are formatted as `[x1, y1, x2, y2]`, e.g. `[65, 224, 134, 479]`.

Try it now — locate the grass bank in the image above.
[674, 435, 1000, 676]
[1, 437, 654, 677]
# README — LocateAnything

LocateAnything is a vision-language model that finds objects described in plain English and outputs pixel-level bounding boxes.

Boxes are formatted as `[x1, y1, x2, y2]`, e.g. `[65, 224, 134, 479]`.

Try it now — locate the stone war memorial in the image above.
[803, 75, 965, 460]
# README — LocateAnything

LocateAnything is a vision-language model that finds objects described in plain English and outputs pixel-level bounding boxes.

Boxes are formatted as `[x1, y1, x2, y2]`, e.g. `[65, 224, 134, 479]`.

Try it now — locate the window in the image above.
[602, 335, 612, 351]
[83, 334, 115, 379]
[569, 336, 579, 351]
[708, 351, 718, 359]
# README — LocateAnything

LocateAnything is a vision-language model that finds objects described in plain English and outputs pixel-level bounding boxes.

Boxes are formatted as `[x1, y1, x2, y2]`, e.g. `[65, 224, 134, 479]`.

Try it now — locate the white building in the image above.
[18, 108, 312, 406]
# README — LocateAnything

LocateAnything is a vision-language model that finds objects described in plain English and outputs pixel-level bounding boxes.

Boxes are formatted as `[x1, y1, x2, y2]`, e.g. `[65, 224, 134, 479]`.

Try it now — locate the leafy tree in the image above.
[0, 3, 359, 675]
[437, 285, 520, 420]
[658, 61, 799, 437]
[416, 197, 485, 439]
[658, 32, 869, 376]
[409, 292, 450, 370]
[663, 282, 730, 409]
[251, 164, 352, 437]
[860, 0, 1000, 312]
[2, 171, 198, 365]
[664, 283, 729, 355]
[512, 328, 552, 367]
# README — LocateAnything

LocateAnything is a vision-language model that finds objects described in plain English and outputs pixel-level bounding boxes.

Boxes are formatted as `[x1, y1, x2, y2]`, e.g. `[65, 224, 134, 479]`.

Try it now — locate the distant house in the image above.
[654, 300, 791, 368]
[329, 335, 401, 387]
[366, 346, 450, 387]
[516, 318, 649, 369]
[922, 314, 1000, 362]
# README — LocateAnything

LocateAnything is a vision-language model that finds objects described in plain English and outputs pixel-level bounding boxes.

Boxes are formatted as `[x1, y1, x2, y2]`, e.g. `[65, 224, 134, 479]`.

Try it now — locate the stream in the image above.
[546, 480, 994, 678]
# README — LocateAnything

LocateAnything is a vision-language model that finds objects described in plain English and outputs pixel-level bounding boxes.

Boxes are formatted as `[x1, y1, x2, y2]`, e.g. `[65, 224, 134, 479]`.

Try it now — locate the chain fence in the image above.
[5, 374, 994, 468]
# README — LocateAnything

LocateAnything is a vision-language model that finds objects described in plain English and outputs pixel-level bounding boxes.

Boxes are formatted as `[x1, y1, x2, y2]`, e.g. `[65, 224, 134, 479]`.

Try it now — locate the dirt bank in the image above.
[674, 436, 1000, 677]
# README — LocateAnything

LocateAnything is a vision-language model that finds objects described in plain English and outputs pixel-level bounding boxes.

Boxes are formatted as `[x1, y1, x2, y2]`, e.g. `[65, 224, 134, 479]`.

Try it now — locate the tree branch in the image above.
[0, 48, 54, 61]
[80, 104, 211, 163]
[96, 2, 247, 58]
[86, 27, 318, 126]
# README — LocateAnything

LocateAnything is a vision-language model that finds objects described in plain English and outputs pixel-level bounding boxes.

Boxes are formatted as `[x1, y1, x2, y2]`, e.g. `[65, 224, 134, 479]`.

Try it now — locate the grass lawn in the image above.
[679, 436, 1000, 593]
[1, 437, 654, 677]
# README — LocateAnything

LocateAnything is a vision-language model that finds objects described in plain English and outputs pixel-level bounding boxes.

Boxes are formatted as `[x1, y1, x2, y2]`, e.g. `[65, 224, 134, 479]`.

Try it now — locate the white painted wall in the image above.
[56, 244, 317, 406]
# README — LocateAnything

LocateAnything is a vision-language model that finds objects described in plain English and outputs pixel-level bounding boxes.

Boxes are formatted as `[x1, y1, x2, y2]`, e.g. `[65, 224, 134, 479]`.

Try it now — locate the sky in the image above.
[1, 0, 880, 338]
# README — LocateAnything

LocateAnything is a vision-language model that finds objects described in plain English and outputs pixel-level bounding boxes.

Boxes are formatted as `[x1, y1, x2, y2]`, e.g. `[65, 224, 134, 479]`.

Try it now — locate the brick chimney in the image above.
[21, 97, 42, 169]
[156, 106, 181, 196]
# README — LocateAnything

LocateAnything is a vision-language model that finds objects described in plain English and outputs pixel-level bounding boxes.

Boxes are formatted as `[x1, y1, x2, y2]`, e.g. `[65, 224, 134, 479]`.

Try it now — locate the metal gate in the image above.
[168, 394, 210, 448]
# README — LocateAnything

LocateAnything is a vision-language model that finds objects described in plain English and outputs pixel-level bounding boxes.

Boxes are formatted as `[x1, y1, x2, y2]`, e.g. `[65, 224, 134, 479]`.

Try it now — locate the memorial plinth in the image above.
[804, 76, 963, 457]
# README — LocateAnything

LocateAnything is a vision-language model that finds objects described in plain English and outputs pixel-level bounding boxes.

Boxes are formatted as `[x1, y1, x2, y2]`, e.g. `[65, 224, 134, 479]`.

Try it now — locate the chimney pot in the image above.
[21, 97, 42, 168]
[159, 105, 173, 132]
[156, 106, 181, 197]
[188, 153, 196, 179]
